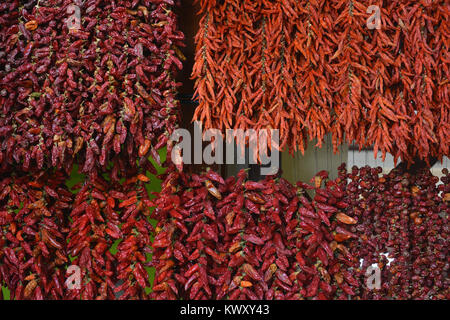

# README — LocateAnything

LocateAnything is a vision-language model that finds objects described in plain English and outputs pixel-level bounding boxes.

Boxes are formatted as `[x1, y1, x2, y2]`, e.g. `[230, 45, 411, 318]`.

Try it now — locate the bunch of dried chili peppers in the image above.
[1, 0, 449, 302]
[0, 0, 183, 300]
[0, 169, 156, 300]
[0, 170, 72, 300]
[0, 0, 184, 175]
[192, 0, 449, 164]
[151, 168, 354, 300]
[151, 166, 448, 300]
[341, 164, 449, 300]
[66, 170, 155, 300]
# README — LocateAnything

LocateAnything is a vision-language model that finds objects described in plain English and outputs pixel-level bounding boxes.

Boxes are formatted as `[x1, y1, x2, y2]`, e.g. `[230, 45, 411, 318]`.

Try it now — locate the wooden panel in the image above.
[282, 135, 348, 184]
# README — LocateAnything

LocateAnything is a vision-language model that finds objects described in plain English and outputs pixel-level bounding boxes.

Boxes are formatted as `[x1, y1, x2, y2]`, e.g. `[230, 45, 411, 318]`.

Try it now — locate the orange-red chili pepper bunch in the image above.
[0, 0, 184, 175]
[192, 0, 449, 164]
[0, 170, 72, 300]
[151, 168, 361, 300]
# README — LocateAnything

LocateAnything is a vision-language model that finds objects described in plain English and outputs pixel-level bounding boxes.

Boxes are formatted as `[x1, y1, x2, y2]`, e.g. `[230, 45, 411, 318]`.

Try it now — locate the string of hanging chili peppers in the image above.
[151, 165, 449, 300]
[341, 164, 449, 300]
[192, 0, 449, 165]
[0, 0, 184, 300]
[66, 171, 154, 300]
[1, 0, 449, 302]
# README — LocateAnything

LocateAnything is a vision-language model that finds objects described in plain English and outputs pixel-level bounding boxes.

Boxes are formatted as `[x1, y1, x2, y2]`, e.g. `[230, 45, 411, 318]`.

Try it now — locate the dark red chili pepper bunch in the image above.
[150, 168, 361, 300]
[295, 170, 361, 299]
[0, 170, 72, 300]
[192, 0, 449, 164]
[0, 0, 184, 175]
[66, 171, 154, 300]
[339, 164, 449, 300]
[0, 0, 183, 300]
